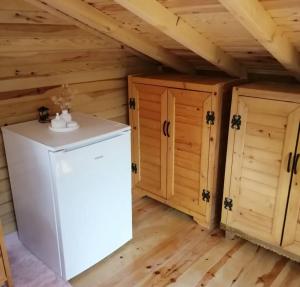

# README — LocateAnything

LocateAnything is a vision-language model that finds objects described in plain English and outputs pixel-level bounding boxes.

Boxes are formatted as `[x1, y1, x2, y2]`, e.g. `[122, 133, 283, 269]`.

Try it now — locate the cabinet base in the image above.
[221, 224, 300, 262]
[225, 230, 236, 240]
[135, 188, 214, 229]
[193, 216, 205, 226]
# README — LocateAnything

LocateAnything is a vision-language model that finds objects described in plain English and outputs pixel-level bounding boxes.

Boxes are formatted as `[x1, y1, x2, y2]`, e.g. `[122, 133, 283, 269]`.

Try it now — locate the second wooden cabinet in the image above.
[221, 82, 300, 260]
[128, 74, 241, 229]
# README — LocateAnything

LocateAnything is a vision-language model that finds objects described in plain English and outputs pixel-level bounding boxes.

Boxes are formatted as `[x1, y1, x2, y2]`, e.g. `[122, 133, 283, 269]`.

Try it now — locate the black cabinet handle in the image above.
[162, 120, 167, 136]
[287, 152, 293, 173]
[293, 153, 300, 175]
[166, 121, 170, 137]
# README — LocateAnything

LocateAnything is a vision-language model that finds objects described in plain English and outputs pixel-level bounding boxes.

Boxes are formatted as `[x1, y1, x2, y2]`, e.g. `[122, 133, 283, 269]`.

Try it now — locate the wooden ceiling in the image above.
[2, 0, 300, 81]
[90, 0, 300, 79]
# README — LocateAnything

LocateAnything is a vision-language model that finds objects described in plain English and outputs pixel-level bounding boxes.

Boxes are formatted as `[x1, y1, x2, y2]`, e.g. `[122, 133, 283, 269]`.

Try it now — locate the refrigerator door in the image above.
[49, 132, 132, 280]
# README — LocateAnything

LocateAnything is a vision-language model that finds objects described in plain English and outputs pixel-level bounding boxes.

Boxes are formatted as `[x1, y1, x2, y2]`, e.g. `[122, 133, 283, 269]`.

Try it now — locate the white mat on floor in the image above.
[5, 232, 72, 287]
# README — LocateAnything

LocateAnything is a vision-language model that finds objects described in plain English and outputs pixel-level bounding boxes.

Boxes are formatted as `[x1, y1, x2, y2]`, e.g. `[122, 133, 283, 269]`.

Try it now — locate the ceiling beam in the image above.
[114, 0, 247, 78]
[24, 0, 195, 74]
[219, 0, 300, 81]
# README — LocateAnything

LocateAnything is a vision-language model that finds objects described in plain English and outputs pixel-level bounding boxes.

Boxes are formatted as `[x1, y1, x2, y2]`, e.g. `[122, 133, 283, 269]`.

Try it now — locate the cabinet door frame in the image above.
[128, 76, 139, 185]
[166, 88, 213, 216]
[206, 88, 222, 224]
[222, 92, 299, 245]
[130, 82, 169, 199]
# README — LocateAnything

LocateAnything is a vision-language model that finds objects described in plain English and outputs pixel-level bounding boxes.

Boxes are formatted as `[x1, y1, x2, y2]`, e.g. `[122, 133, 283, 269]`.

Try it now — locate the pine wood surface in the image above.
[129, 75, 239, 229]
[3, 0, 300, 79]
[133, 84, 168, 199]
[70, 196, 300, 287]
[222, 83, 300, 262]
[84, 0, 300, 77]
[225, 96, 299, 244]
[167, 88, 211, 216]
[0, 0, 158, 93]
[114, 0, 246, 78]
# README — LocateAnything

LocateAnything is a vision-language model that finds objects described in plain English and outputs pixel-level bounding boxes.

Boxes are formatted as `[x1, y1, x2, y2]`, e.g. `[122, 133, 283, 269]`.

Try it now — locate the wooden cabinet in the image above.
[129, 74, 242, 229]
[221, 82, 300, 260]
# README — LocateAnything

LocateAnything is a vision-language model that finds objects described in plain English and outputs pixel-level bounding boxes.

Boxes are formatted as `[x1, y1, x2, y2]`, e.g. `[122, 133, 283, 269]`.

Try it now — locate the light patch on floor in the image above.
[5, 232, 71, 287]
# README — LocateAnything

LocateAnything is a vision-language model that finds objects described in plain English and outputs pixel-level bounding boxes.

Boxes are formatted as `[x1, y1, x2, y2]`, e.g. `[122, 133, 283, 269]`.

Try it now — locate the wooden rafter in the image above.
[219, 0, 300, 81]
[24, 0, 195, 74]
[114, 0, 247, 78]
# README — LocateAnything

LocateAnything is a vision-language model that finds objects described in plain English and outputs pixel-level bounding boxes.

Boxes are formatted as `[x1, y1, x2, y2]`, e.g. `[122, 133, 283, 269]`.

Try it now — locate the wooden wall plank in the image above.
[24, 0, 195, 74]
[0, 65, 153, 93]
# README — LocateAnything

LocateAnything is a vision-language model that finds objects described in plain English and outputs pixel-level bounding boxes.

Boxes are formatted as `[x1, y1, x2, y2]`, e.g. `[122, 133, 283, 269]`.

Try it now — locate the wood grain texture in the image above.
[132, 84, 168, 199]
[219, 0, 300, 81]
[83, 0, 300, 77]
[114, 0, 246, 77]
[282, 121, 300, 255]
[226, 97, 300, 244]
[25, 0, 195, 74]
[70, 196, 300, 287]
[129, 75, 240, 229]
[222, 82, 300, 262]
[3, 0, 300, 78]
[167, 88, 211, 217]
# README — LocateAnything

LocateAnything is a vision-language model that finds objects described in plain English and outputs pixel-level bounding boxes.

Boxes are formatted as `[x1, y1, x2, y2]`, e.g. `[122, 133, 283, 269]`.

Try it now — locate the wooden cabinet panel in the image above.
[282, 123, 300, 256]
[132, 83, 168, 199]
[224, 95, 300, 245]
[167, 89, 212, 216]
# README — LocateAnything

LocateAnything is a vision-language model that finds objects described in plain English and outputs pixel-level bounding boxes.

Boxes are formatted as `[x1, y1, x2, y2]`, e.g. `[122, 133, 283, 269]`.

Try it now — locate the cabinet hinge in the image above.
[224, 197, 233, 211]
[202, 189, 210, 202]
[206, 111, 215, 125]
[231, 114, 241, 130]
[131, 163, 138, 174]
[129, 98, 136, 110]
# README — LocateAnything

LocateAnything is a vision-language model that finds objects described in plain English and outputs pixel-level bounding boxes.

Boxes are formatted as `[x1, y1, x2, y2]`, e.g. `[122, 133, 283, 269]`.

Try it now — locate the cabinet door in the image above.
[282, 123, 300, 256]
[223, 95, 300, 245]
[167, 88, 212, 216]
[132, 84, 168, 199]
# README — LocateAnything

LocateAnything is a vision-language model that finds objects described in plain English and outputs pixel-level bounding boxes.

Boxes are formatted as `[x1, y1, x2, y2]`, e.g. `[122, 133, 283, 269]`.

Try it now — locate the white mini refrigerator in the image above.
[2, 113, 132, 280]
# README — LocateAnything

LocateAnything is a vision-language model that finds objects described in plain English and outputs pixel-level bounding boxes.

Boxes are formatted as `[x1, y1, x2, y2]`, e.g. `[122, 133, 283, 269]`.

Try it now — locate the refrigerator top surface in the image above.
[2, 113, 130, 151]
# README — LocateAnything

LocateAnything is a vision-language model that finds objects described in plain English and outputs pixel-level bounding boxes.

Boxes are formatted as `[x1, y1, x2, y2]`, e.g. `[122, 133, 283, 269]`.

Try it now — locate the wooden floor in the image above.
[70, 197, 300, 287]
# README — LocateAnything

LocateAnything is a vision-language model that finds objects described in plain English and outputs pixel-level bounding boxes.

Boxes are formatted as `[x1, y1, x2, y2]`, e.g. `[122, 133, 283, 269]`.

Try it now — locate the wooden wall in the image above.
[0, 0, 158, 233]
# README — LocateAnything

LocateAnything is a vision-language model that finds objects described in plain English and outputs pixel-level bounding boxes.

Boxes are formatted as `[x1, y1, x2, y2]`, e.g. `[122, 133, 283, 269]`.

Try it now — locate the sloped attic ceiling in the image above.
[3, 0, 300, 81]
[95, 0, 300, 78]
[0, 0, 161, 93]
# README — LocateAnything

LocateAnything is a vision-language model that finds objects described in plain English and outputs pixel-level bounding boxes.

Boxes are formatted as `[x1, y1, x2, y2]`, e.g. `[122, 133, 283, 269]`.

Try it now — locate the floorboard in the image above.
[70, 197, 300, 287]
